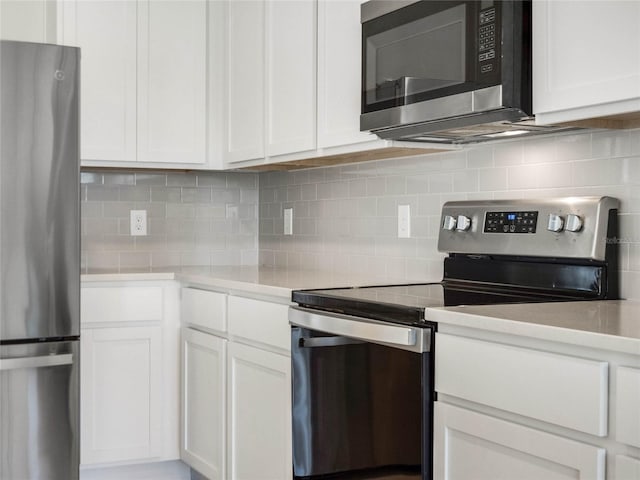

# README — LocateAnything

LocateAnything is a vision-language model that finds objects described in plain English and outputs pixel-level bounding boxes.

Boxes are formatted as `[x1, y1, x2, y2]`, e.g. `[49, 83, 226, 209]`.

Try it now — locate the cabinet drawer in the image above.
[615, 455, 640, 480]
[81, 286, 163, 324]
[181, 288, 227, 333]
[227, 296, 290, 352]
[615, 366, 640, 448]
[435, 334, 608, 436]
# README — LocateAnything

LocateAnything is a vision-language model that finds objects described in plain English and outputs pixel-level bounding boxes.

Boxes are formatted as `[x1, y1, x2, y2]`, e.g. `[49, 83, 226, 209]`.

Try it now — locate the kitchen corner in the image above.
[3, 0, 640, 479]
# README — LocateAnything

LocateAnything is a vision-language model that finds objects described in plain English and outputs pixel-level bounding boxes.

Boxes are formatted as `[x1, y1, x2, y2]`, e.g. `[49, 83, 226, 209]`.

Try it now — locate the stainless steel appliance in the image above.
[290, 197, 619, 480]
[0, 40, 80, 480]
[360, 0, 567, 143]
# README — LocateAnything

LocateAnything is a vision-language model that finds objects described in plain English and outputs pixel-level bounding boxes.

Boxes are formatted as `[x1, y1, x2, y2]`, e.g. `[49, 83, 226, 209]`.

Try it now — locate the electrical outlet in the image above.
[284, 208, 293, 235]
[130, 210, 147, 236]
[398, 205, 410, 238]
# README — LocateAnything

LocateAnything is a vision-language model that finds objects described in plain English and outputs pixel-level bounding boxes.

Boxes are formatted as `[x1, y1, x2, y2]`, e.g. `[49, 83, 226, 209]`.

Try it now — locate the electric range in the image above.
[289, 196, 619, 480]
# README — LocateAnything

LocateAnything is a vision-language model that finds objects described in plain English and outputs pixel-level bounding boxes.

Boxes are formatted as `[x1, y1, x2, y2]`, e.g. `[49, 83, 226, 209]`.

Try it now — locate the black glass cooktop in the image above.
[291, 280, 601, 327]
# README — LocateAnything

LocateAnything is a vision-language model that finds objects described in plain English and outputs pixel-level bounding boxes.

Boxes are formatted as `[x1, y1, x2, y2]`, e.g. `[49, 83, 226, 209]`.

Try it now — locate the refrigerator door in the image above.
[0, 41, 80, 341]
[0, 340, 80, 480]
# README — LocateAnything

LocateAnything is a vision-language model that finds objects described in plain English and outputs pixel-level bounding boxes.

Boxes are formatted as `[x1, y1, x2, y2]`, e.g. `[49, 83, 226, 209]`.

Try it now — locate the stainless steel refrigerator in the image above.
[0, 40, 80, 480]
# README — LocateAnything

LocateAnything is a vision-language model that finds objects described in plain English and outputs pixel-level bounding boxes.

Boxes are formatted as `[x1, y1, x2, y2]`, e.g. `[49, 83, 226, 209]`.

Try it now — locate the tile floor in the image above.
[80, 460, 190, 480]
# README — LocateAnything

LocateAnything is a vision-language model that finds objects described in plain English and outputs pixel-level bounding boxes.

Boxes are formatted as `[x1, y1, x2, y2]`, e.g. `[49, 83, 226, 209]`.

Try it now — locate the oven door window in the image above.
[362, 0, 501, 114]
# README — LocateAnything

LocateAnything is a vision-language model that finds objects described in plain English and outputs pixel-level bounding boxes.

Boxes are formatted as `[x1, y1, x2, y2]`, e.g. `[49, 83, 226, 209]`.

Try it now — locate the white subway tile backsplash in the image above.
[82, 170, 258, 273]
[478, 167, 508, 191]
[592, 130, 631, 159]
[555, 133, 592, 161]
[507, 162, 572, 190]
[494, 141, 524, 166]
[258, 128, 640, 298]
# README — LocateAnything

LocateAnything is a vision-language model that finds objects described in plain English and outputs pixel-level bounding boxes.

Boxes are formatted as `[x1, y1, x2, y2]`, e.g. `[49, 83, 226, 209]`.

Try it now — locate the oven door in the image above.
[289, 307, 434, 480]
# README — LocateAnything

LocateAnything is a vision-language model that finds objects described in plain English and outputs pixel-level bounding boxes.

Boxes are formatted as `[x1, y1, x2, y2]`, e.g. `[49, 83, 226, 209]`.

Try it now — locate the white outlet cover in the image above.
[130, 210, 147, 236]
[284, 208, 293, 235]
[398, 204, 410, 238]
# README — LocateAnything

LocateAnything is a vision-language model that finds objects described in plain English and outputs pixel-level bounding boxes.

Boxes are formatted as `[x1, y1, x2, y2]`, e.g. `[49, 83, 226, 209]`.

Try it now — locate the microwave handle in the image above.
[298, 336, 365, 348]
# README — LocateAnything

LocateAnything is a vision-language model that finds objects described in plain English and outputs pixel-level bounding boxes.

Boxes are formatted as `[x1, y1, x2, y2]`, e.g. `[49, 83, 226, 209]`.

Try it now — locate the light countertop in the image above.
[81, 266, 424, 300]
[82, 269, 640, 354]
[427, 301, 640, 355]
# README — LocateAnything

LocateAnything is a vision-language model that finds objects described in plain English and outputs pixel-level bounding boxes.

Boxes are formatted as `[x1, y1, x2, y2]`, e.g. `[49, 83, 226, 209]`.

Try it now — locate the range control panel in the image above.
[484, 211, 538, 234]
[437, 197, 619, 261]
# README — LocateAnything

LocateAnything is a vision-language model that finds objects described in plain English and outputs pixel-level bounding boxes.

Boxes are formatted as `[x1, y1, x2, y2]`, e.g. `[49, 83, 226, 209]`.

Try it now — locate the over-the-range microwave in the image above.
[360, 0, 562, 144]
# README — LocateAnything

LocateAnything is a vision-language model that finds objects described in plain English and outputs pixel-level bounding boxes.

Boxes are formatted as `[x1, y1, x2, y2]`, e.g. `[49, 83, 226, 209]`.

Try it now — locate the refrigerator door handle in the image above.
[0, 353, 73, 371]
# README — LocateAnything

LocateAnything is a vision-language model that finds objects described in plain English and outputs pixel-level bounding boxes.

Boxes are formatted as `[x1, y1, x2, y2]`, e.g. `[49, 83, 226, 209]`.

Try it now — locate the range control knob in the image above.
[547, 213, 565, 233]
[565, 214, 583, 232]
[442, 215, 457, 231]
[456, 215, 471, 231]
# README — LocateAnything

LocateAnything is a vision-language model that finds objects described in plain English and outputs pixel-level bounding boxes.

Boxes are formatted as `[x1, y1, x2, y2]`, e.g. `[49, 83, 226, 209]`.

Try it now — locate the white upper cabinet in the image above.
[60, 0, 207, 168]
[0, 0, 57, 43]
[266, 0, 316, 157]
[219, 0, 390, 169]
[223, 0, 316, 164]
[224, 0, 266, 163]
[60, 1, 137, 163]
[533, 0, 640, 127]
[137, 0, 207, 164]
[317, 0, 374, 148]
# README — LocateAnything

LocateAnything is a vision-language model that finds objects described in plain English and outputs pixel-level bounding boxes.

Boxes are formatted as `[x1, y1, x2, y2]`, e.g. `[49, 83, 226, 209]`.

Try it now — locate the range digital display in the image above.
[484, 211, 538, 233]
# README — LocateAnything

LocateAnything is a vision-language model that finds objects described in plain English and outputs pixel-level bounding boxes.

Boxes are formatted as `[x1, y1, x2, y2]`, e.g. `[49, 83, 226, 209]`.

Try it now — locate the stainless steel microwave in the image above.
[360, 0, 537, 143]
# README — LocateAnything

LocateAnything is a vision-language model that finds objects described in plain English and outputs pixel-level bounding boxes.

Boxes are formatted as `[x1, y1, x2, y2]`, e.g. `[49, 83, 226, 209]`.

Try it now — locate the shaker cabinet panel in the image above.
[227, 342, 292, 480]
[81, 326, 163, 465]
[435, 333, 609, 436]
[0, 0, 57, 43]
[533, 1, 640, 126]
[181, 287, 227, 334]
[615, 366, 640, 448]
[225, 0, 265, 163]
[434, 402, 606, 480]
[60, 0, 207, 168]
[59, 0, 137, 162]
[615, 455, 640, 480]
[137, 0, 207, 165]
[181, 328, 226, 480]
[317, 0, 374, 148]
[266, 0, 316, 156]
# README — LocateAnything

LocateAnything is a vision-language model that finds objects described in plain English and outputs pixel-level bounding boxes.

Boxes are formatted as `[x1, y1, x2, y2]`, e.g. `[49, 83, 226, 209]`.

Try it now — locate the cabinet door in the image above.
[81, 326, 162, 465]
[0, 0, 56, 43]
[181, 328, 226, 480]
[317, 0, 374, 148]
[266, 0, 316, 156]
[59, 1, 137, 162]
[533, 1, 640, 125]
[227, 342, 292, 480]
[225, 0, 265, 163]
[137, 0, 207, 165]
[434, 402, 606, 480]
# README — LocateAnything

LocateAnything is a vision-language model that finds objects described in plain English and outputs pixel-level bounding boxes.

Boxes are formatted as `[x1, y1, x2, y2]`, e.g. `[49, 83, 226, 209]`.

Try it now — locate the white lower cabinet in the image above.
[227, 341, 292, 480]
[80, 280, 181, 468]
[434, 402, 605, 480]
[181, 327, 226, 480]
[434, 329, 640, 480]
[81, 326, 163, 464]
[180, 290, 292, 480]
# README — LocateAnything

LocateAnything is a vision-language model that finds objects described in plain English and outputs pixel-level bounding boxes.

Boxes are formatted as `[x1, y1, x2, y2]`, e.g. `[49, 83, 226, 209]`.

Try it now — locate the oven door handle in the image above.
[289, 306, 430, 353]
[299, 336, 365, 348]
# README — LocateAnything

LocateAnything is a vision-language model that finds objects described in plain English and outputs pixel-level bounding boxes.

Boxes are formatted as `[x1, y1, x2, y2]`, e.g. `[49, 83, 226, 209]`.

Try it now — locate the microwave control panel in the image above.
[478, 4, 499, 75]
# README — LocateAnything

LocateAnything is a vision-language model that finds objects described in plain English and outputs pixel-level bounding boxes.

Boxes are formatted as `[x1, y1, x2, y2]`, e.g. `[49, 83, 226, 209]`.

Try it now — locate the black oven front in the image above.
[290, 308, 435, 480]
